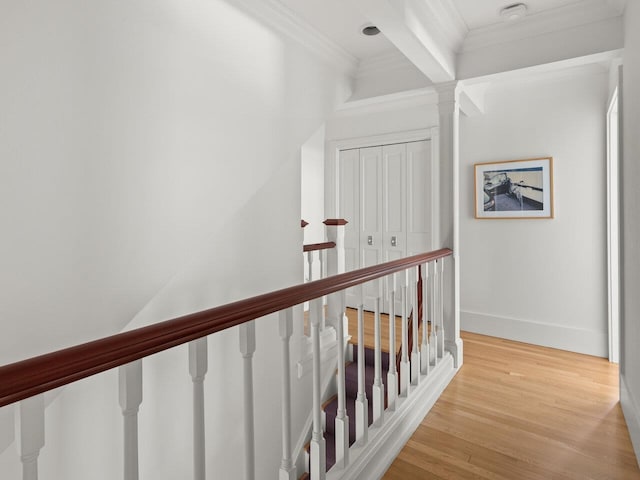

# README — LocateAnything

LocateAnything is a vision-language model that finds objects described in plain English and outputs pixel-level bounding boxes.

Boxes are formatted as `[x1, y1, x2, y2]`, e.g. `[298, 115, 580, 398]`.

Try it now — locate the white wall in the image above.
[302, 126, 326, 245]
[0, 0, 351, 477]
[302, 126, 326, 285]
[459, 69, 609, 357]
[621, 1, 640, 466]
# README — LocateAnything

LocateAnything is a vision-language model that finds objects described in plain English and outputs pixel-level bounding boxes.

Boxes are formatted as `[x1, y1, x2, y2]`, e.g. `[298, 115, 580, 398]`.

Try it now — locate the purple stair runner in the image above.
[321, 347, 397, 471]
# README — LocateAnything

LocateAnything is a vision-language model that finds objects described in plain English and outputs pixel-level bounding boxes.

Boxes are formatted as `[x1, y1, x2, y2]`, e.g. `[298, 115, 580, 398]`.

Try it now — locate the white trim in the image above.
[334, 88, 438, 118]
[461, 310, 608, 358]
[463, 0, 623, 53]
[606, 86, 621, 364]
[462, 52, 619, 90]
[621, 375, 640, 468]
[356, 51, 422, 80]
[326, 128, 437, 218]
[326, 354, 457, 480]
[233, 0, 358, 76]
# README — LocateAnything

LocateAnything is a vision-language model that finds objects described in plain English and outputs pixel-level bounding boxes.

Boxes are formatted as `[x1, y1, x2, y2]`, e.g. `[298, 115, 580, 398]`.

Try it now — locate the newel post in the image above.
[435, 82, 463, 368]
[324, 219, 347, 335]
[323, 219, 347, 278]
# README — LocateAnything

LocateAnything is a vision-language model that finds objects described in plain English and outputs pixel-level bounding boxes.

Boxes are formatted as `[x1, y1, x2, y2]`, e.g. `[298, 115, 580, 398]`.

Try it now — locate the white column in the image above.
[399, 273, 410, 397]
[410, 267, 420, 386]
[386, 274, 398, 411]
[435, 81, 463, 368]
[239, 322, 256, 480]
[372, 293, 384, 426]
[355, 288, 368, 445]
[15, 394, 44, 480]
[119, 360, 142, 480]
[189, 338, 208, 480]
[328, 291, 349, 469]
[420, 263, 430, 375]
[309, 298, 326, 480]
[278, 310, 297, 480]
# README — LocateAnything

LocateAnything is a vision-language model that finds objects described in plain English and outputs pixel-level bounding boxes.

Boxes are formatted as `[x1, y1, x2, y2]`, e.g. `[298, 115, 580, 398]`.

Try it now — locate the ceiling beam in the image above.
[352, 0, 458, 83]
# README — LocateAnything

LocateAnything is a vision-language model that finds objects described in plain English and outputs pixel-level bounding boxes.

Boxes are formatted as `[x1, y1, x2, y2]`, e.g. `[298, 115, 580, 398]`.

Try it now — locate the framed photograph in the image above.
[475, 157, 554, 219]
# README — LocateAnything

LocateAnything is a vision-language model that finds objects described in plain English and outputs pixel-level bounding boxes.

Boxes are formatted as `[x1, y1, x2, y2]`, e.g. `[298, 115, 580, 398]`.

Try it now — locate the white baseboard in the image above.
[326, 354, 457, 480]
[461, 310, 608, 357]
[621, 375, 640, 468]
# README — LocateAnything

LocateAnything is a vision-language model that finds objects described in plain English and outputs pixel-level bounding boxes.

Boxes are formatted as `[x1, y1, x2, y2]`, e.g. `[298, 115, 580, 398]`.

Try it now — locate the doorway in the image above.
[607, 86, 620, 364]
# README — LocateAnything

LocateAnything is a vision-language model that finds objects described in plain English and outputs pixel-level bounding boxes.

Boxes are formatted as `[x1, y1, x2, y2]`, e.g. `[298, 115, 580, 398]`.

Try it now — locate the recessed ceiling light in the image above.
[500, 3, 527, 22]
[362, 25, 381, 36]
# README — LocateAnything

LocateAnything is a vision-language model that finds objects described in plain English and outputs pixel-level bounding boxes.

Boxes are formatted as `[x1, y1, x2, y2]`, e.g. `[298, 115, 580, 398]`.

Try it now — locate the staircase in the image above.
[323, 346, 393, 470]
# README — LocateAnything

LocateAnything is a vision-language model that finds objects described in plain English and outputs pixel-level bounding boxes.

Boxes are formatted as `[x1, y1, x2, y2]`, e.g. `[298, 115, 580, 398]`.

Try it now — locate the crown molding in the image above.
[333, 88, 438, 117]
[463, 0, 623, 53]
[233, 0, 358, 76]
[356, 51, 418, 79]
[464, 50, 621, 91]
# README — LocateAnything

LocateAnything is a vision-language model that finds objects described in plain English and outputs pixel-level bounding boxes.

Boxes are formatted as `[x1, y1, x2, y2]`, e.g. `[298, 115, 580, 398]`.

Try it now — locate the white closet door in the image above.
[406, 141, 432, 255]
[382, 143, 407, 263]
[382, 143, 407, 313]
[360, 146, 383, 310]
[338, 139, 431, 311]
[340, 148, 360, 308]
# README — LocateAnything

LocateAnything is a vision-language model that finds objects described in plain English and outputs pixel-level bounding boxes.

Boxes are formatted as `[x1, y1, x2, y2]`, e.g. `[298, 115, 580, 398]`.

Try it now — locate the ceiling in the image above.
[452, 0, 582, 30]
[278, 0, 617, 62]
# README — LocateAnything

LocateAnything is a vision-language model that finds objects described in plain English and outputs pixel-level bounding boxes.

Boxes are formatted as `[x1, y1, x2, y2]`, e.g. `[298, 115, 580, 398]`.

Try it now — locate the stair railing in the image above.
[0, 239, 453, 480]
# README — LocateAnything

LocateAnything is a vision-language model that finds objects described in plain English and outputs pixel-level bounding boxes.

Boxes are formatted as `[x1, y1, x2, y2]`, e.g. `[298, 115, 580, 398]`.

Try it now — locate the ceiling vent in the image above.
[500, 3, 527, 22]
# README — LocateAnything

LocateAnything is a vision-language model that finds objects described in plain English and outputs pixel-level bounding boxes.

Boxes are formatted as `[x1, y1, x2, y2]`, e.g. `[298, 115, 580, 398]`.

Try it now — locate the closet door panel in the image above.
[382, 143, 407, 262]
[406, 141, 432, 255]
[360, 146, 383, 310]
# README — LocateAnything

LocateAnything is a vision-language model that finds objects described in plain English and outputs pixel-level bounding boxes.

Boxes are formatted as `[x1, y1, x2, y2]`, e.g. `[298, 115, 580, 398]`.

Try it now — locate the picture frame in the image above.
[474, 157, 554, 219]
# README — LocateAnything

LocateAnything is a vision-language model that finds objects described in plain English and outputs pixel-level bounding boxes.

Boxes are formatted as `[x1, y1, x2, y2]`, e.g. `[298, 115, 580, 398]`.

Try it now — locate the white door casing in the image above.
[328, 129, 437, 311]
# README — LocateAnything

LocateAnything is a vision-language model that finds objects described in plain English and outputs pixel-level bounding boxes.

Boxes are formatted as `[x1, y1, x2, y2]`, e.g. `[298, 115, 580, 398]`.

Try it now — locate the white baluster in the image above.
[15, 394, 44, 480]
[239, 322, 256, 480]
[420, 263, 430, 376]
[439, 258, 446, 359]
[309, 298, 326, 480]
[330, 291, 349, 469]
[355, 299, 368, 445]
[387, 274, 398, 411]
[410, 268, 420, 386]
[399, 275, 410, 397]
[279, 310, 296, 480]
[119, 360, 142, 480]
[372, 292, 384, 426]
[189, 338, 208, 480]
[431, 262, 438, 366]
[307, 251, 314, 282]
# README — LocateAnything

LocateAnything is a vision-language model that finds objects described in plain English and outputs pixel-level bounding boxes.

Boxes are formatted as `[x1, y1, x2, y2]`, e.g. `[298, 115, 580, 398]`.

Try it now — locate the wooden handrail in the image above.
[303, 241, 336, 252]
[0, 248, 452, 408]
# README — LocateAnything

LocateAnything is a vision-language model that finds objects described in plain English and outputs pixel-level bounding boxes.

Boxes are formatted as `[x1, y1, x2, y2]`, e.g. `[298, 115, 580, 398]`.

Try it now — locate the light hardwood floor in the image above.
[382, 331, 640, 479]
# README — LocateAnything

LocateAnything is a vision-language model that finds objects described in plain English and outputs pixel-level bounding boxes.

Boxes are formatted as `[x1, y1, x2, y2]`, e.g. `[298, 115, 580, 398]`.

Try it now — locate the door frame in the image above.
[325, 127, 439, 231]
[607, 86, 621, 364]
[325, 128, 439, 313]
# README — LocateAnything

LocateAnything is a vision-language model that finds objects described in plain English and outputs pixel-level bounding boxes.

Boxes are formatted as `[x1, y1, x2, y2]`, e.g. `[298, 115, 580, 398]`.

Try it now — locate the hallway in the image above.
[383, 332, 640, 479]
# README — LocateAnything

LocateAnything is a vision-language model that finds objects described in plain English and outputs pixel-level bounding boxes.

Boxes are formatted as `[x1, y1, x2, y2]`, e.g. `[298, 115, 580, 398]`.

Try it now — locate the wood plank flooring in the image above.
[382, 331, 640, 480]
